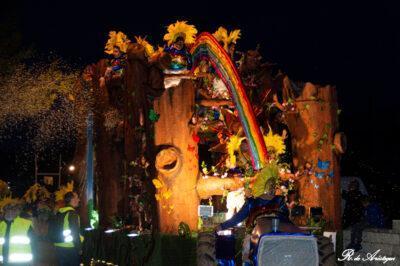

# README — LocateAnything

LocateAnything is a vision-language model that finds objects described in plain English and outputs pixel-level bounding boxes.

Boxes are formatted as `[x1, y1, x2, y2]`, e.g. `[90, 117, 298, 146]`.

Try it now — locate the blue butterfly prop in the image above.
[315, 172, 325, 179]
[317, 159, 330, 170]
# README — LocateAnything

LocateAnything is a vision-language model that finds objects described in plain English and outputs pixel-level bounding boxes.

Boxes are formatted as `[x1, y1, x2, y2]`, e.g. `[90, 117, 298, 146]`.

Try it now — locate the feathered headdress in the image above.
[0, 197, 21, 212]
[55, 181, 74, 202]
[213, 27, 241, 51]
[23, 183, 51, 204]
[104, 31, 131, 54]
[135, 36, 155, 57]
[164, 21, 198, 45]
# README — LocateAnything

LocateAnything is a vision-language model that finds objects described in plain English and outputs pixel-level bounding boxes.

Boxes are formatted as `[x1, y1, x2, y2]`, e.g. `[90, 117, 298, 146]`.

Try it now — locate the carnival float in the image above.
[61, 21, 344, 265]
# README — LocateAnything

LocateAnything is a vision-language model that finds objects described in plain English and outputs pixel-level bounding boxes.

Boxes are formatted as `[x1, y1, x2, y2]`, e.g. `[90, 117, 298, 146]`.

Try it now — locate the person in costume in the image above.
[163, 21, 197, 73]
[100, 31, 130, 87]
[215, 132, 292, 263]
[215, 174, 288, 264]
[213, 26, 241, 61]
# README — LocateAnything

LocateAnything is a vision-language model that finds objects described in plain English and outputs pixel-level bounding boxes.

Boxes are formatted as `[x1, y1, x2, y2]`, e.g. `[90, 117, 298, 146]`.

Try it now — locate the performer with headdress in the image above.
[163, 21, 197, 73]
[103, 31, 130, 80]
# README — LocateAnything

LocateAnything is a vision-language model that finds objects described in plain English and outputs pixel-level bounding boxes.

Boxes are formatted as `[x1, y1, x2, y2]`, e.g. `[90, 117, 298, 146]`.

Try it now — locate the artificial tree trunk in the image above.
[124, 43, 168, 231]
[92, 60, 125, 227]
[284, 82, 342, 230]
[153, 79, 200, 233]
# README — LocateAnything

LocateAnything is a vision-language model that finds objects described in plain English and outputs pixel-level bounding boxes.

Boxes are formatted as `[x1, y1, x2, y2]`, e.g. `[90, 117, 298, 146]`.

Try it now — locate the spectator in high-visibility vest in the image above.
[54, 192, 83, 266]
[0, 198, 33, 265]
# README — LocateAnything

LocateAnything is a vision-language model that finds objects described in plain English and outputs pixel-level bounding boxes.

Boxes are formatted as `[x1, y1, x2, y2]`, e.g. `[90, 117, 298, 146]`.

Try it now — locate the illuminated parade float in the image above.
[63, 21, 344, 265]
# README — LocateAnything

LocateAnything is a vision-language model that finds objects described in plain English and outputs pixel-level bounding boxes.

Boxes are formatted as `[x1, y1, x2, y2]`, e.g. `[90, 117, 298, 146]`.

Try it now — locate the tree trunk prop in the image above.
[284, 81, 342, 229]
[154, 79, 200, 233]
[93, 60, 125, 227]
[124, 43, 167, 231]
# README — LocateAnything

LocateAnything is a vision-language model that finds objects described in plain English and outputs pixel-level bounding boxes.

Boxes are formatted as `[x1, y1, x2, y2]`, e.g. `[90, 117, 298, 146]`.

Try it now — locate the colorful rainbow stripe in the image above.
[190, 32, 268, 170]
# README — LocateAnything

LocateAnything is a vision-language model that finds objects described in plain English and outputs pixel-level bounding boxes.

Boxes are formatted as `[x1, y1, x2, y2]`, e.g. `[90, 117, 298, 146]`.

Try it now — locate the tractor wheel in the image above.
[317, 235, 336, 266]
[197, 232, 217, 266]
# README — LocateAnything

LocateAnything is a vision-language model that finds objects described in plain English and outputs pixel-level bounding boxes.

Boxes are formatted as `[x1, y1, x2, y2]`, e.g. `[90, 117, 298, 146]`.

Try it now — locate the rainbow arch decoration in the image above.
[190, 32, 268, 170]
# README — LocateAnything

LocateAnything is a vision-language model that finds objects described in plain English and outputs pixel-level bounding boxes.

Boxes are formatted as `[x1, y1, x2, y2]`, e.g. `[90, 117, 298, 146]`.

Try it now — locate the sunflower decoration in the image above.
[135, 36, 155, 57]
[23, 183, 51, 204]
[55, 181, 74, 202]
[104, 31, 131, 55]
[263, 128, 286, 158]
[213, 26, 241, 52]
[163, 21, 198, 45]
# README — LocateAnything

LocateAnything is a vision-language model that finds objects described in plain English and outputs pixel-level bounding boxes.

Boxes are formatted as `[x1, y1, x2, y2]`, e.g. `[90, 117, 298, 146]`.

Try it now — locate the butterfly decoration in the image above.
[317, 159, 330, 170]
[192, 132, 200, 143]
[315, 171, 325, 179]
[328, 171, 334, 178]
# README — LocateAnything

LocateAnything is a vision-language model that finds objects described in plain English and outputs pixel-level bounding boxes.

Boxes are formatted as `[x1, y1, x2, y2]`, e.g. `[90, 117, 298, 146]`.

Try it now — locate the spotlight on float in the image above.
[127, 231, 140, 238]
[105, 229, 117, 234]
[68, 165, 76, 173]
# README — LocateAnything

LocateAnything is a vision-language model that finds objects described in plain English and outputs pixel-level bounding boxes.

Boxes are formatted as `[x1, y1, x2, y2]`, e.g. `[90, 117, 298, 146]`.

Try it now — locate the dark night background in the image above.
[1, 1, 399, 218]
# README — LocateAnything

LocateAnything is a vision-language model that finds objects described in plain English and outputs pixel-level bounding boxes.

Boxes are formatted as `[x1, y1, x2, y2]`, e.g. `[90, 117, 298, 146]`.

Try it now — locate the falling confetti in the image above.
[0, 59, 92, 173]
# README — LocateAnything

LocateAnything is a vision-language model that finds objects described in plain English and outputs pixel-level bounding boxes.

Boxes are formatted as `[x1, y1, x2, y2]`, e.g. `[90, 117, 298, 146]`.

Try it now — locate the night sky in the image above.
[1, 1, 399, 207]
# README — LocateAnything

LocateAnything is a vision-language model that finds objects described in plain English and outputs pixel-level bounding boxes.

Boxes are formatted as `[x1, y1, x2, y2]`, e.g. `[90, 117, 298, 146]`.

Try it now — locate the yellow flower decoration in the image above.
[164, 21, 198, 45]
[135, 36, 155, 57]
[213, 27, 241, 51]
[104, 31, 130, 54]
[263, 129, 286, 156]
[55, 181, 74, 202]
[227, 135, 246, 167]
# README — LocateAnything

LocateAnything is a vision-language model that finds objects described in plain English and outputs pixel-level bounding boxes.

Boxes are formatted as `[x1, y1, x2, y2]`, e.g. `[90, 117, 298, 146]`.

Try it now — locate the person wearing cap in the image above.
[0, 198, 33, 265]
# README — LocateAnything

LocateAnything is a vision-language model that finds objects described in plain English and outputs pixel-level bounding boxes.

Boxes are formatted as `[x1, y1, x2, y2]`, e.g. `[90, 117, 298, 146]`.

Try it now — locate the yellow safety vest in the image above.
[54, 206, 84, 248]
[0, 216, 33, 264]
